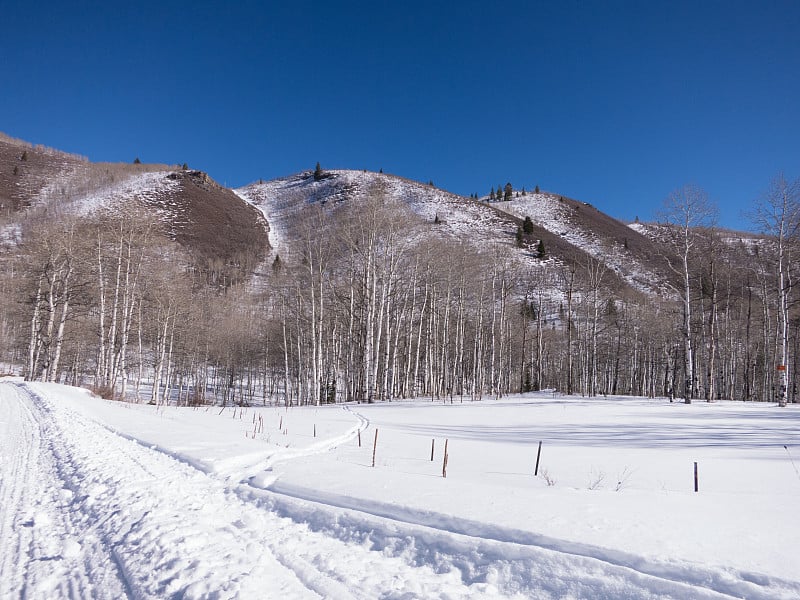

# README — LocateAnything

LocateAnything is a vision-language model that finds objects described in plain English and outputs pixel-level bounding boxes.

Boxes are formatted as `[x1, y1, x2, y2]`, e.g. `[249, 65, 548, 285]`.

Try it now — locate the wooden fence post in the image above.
[442, 439, 449, 478]
[535, 441, 542, 476]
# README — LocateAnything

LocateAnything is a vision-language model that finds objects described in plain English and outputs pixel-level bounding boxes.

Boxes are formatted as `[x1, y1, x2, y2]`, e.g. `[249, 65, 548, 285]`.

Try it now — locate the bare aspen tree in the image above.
[659, 185, 717, 403]
[22, 217, 86, 383]
[561, 263, 577, 395]
[750, 174, 800, 406]
[583, 258, 608, 397]
[298, 205, 333, 405]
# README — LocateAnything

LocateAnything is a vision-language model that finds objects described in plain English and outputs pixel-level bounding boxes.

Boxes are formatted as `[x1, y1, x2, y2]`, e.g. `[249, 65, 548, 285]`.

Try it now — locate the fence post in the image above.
[535, 441, 543, 476]
[442, 439, 449, 478]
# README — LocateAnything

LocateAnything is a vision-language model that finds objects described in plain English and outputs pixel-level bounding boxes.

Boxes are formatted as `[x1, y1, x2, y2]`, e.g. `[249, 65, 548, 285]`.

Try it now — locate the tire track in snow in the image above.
[18, 382, 320, 599]
[0, 382, 130, 599]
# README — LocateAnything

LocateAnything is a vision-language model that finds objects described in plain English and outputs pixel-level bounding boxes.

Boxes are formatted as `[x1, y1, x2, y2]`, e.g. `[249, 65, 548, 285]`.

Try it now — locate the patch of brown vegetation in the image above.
[158, 170, 270, 287]
[0, 135, 85, 212]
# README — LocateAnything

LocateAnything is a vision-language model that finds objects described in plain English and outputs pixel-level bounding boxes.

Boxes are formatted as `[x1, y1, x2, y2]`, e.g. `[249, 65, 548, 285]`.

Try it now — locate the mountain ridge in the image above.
[1, 133, 762, 300]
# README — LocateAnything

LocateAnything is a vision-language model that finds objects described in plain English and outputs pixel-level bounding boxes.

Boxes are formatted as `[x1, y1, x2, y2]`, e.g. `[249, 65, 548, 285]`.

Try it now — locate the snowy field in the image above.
[2, 379, 799, 599]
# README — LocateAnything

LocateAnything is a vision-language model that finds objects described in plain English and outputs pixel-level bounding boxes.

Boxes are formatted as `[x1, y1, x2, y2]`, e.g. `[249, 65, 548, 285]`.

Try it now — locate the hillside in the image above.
[0, 134, 269, 286]
[237, 169, 681, 299]
[0, 132, 89, 212]
[5, 131, 760, 303]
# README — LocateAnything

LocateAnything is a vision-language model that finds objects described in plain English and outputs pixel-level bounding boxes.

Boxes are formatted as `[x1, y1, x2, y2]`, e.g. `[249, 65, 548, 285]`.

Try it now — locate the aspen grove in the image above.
[1, 175, 798, 407]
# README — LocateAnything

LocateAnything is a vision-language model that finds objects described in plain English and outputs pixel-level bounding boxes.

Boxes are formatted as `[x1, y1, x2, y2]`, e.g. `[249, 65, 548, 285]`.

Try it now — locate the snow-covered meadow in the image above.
[2, 379, 798, 599]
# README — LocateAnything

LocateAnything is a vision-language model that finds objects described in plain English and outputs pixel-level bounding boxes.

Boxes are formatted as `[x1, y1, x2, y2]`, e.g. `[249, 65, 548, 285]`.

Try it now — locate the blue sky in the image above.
[3, 1, 798, 230]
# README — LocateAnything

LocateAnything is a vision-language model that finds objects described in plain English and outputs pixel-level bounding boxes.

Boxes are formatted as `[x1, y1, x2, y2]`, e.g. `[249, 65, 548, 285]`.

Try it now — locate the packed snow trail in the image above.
[0, 382, 130, 598]
[1, 381, 493, 598]
[3, 380, 796, 599]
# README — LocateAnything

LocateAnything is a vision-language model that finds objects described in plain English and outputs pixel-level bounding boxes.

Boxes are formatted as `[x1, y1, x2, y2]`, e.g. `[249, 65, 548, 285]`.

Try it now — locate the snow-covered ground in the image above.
[2, 379, 798, 599]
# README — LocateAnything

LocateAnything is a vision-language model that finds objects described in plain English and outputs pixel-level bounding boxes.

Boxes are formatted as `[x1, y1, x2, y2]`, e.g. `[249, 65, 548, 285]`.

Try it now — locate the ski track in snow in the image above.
[3, 380, 797, 599]
[0, 382, 130, 599]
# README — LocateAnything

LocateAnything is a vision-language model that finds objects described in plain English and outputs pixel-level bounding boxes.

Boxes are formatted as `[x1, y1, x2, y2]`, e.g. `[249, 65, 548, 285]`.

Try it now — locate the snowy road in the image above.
[2, 380, 797, 599]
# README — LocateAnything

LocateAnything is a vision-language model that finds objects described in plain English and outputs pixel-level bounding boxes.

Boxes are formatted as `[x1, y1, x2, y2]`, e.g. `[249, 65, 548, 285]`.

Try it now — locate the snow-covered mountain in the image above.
[237, 169, 685, 298]
[2, 132, 764, 298]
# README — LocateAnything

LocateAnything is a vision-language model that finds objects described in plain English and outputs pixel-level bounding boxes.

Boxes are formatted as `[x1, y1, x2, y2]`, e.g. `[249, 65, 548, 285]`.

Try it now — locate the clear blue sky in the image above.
[3, 1, 798, 230]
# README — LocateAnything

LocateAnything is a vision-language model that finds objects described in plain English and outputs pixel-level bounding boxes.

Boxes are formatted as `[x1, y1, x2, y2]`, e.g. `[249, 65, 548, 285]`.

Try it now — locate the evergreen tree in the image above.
[536, 239, 546, 259]
[504, 182, 513, 201]
[523, 216, 534, 234]
[534, 185, 540, 194]
[489, 187, 495, 201]
[515, 226, 524, 247]
[20, 150, 28, 161]
[182, 163, 188, 170]
[133, 157, 141, 165]
[313, 162, 323, 181]
[272, 254, 283, 274]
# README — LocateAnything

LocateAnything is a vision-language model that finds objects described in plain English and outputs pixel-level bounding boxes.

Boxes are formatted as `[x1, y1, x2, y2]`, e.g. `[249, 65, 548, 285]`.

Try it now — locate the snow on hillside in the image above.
[66, 171, 181, 218]
[238, 170, 534, 268]
[627, 221, 649, 236]
[3, 378, 799, 599]
[498, 195, 671, 295]
[629, 220, 766, 259]
[238, 171, 681, 301]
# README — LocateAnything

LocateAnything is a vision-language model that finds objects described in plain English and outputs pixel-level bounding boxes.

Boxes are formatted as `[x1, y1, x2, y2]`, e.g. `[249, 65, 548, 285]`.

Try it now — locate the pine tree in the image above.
[515, 226, 524, 247]
[489, 187, 495, 201]
[534, 185, 540, 194]
[504, 182, 513, 201]
[313, 162, 323, 181]
[20, 150, 28, 161]
[272, 254, 283, 274]
[523, 216, 534, 234]
[133, 157, 141, 165]
[536, 239, 546, 259]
